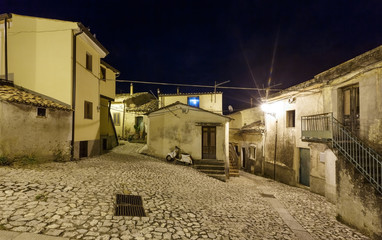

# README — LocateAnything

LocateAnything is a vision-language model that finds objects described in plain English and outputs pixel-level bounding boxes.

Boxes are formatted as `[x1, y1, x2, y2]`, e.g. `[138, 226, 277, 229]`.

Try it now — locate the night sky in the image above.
[3, 0, 382, 112]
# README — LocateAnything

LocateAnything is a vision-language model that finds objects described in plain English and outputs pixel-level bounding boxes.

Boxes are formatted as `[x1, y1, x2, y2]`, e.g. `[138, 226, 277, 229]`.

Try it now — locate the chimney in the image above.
[130, 83, 133, 95]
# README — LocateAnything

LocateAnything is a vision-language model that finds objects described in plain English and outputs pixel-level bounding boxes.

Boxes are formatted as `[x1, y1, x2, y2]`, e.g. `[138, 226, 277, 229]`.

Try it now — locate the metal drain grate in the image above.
[115, 205, 146, 216]
[115, 194, 146, 217]
[260, 193, 276, 198]
[116, 194, 143, 205]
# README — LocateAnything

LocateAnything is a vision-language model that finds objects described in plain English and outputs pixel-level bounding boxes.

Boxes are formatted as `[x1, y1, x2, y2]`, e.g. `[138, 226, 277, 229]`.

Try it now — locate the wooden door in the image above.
[343, 84, 360, 134]
[202, 126, 216, 159]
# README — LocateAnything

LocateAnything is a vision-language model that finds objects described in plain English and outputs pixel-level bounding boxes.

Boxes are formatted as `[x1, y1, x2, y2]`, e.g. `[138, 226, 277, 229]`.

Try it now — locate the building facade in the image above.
[158, 91, 223, 114]
[0, 13, 118, 159]
[146, 102, 230, 162]
[0, 83, 72, 161]
[111, 91, 157, 141]
[262, 45, 382, 238]
[229, 107, 264, 174]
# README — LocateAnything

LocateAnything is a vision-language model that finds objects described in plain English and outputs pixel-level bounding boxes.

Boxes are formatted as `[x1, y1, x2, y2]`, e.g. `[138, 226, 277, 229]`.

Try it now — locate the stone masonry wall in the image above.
[336, 155, 382, 239]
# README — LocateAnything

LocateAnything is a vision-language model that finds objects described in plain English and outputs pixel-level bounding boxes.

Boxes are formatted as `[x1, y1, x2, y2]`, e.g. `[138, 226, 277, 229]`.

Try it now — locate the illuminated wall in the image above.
[4, 14, 76, 105]
[159, 92, 223, 114]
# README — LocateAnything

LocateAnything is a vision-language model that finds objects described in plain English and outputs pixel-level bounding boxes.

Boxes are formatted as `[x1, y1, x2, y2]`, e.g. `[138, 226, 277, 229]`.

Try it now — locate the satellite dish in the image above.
[228, 105, 234, 113]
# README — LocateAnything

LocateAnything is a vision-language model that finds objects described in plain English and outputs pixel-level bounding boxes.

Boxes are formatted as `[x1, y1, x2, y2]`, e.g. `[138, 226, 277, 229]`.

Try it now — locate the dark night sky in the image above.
[2, 0, 382, 112]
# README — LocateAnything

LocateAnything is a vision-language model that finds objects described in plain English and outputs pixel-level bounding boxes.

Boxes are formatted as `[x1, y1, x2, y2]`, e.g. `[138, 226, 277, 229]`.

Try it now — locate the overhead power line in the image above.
[115, 79, 283, 92]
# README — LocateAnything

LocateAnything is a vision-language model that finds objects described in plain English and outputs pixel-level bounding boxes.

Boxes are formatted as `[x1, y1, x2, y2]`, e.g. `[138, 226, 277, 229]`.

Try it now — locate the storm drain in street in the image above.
[115, 194, 146, 217]
[260, 193, 276, 198]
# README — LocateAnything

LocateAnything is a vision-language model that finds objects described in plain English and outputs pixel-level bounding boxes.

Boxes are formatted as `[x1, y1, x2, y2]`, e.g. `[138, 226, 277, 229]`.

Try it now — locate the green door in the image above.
[299, 148, 310, 186]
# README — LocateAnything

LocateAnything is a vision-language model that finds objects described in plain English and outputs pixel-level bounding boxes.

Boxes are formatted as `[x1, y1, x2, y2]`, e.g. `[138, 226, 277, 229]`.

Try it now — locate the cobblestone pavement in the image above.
[0, 142, 370, 240]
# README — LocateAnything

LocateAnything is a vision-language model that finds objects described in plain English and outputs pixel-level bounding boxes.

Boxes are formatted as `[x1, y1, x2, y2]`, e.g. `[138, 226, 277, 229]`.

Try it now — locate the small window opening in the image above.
[286, 110, 295, 127]
[37, 107, 46, 117]
[250, 145, 256, 160]
[84, 101, 93, 119]
[113, 112, 121, 126]
[86, 53, 93, 71]
[188, 97, 200, 107]
[100, 66, 106, 80]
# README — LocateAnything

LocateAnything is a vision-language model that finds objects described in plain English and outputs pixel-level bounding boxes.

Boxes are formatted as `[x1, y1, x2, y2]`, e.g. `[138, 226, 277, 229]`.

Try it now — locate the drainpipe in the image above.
[274, 119, 278, 180]
[4, 15, 8, 81]
[122, 100, 126, 139]
[70, 30, 83, 160]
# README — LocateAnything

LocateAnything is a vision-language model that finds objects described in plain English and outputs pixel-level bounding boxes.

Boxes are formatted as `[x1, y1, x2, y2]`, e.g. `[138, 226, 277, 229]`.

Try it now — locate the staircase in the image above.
[193, 159, 226, 182]
[302, 113, 382, 194]
[229, 143, 240, 177]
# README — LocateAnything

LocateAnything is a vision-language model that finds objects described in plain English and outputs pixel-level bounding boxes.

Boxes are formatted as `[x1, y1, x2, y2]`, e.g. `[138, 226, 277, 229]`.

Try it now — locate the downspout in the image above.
[122, 100, 126, 139]
[108, 101, 119, 146]
[4, 15, 8, 81]
[71, 30, 83, 160]
[274, 119, 278, 180]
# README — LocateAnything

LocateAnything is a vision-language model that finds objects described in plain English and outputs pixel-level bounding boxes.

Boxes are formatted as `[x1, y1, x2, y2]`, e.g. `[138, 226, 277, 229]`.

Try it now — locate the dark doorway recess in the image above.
[79, 141, 88, 158]
[342, 84, 360, 135]
[202, 126, 216, 159]
[299, 148, 310, 187]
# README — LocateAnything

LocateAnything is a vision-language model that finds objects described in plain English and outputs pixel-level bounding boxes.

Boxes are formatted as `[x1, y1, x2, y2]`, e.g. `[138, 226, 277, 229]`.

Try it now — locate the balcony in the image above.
[301, 113, 333, 142]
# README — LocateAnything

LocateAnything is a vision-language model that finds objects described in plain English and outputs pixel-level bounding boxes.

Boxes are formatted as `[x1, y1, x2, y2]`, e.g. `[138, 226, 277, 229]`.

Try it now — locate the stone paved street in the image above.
[0, 142, 370, 240]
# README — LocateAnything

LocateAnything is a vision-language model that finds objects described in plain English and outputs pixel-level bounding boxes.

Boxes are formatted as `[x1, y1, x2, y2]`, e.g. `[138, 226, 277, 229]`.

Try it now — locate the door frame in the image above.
[299, 148, 310, 187]
[341, 84, 360, 134]
[202, 126, 216, 159]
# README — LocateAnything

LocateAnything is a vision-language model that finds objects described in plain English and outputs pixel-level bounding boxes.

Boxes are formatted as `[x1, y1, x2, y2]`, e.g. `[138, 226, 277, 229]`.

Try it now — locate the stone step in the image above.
[199, 169, 225, 175]
[194, 165, 225, 170]
[193, 159, 225, 166]
[207, 174, 226, 182]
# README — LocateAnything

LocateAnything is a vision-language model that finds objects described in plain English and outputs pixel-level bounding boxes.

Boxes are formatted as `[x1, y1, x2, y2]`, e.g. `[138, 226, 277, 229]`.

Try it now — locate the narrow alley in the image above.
[0, 142, 369, 240]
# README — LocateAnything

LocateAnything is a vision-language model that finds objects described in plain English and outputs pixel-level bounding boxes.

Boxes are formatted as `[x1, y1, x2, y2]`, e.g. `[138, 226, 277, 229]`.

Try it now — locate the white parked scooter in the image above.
[166, 146, 193, 165]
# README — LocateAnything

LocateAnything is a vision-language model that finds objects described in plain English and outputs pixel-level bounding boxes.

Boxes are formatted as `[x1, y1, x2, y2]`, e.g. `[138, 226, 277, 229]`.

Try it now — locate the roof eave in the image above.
[77, 22, 109, 57]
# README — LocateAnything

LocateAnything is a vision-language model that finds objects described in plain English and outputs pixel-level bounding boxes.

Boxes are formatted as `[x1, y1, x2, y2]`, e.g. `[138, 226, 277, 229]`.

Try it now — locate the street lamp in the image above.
[261, 102, 282, 180]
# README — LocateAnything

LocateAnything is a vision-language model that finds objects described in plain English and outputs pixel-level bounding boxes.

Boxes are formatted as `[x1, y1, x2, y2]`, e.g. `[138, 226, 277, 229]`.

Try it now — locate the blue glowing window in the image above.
[188, 97, 199, 107]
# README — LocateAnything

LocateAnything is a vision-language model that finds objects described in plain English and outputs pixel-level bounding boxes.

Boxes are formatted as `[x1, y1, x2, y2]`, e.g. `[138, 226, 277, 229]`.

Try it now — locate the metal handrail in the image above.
[331, 117, 382, 194]
[301, 113, 382, 194]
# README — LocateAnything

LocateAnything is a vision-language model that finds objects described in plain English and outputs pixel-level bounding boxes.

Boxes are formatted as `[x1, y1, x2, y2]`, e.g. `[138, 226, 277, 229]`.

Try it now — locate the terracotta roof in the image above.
[127, 99, 158, 113]
[114, 92, 149, 102]
[101, 60, 120, 74]
[0, 84, 72, 111]
[240, 120, 264, 133]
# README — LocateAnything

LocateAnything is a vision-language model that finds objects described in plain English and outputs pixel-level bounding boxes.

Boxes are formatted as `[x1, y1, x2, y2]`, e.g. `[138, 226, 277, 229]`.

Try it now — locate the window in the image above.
[37, 107, 46, 117]
[286, 110, 295, 127]
[84, 101, 93, 119]
[250, 145, 256, 160]
[188, 97, 199, 107]
[100, 66, 106, 80]
[86, 53, 92, 71]
[113, 112, 121, 126]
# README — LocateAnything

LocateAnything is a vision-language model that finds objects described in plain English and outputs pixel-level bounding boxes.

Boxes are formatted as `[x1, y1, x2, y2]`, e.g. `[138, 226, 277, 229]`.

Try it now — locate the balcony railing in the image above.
[301, 113, 332, 142]
[301, 113, 382, 194]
